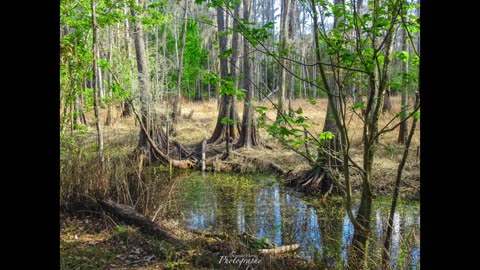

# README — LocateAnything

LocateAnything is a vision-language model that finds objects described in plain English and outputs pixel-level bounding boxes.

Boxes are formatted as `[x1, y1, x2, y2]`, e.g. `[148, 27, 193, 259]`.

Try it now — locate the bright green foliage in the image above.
[233, 20, 274, 47]
[183, 19, 209, 98]
[60, 0, 216, 135]
[219, 77, 246, 99]
[60, 0, 140, 134]
[218, 48, 235, 59]
[60, 0, 95, 133]
[319, 131, 334, 141]
[198, 14, 214, 25]
[396, 51, 409, 62]
[221, 117, 239, 125]
[307, 98, 317, 105]
[143, 2, 169, 29]
[411, 55, 419, 67]
[165, 18, 208, 99]
[194, 0, 240, 9]
[203, 71, 220, 85]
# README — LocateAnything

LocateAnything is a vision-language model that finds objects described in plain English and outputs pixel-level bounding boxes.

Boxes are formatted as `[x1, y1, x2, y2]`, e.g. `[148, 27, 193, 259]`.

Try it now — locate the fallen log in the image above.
[259, 244, 300, 256]
[170, 159, 195, 170]
[98, 199, 185, 248]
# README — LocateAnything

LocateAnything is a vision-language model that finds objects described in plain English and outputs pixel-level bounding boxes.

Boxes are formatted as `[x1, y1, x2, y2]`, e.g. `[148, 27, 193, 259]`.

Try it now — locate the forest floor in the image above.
[60, 97, 420, 269]
[60, 214, 313, 270]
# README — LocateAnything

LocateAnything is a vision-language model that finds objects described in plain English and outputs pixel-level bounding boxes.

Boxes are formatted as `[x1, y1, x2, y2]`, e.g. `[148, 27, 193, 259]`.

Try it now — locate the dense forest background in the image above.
[60, 0, 420, 269]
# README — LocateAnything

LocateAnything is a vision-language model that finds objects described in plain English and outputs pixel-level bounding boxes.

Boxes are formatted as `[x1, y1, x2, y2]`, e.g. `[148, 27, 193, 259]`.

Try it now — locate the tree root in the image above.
[172, 140, 196, 161]
[129, 100, 196, 170]
[284, 167, 338, 195]
[201, 149, 286, 174]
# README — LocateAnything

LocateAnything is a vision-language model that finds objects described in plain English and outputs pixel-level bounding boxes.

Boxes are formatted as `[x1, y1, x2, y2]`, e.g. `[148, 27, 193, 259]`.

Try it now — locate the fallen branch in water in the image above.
[259, 244, 301, 256]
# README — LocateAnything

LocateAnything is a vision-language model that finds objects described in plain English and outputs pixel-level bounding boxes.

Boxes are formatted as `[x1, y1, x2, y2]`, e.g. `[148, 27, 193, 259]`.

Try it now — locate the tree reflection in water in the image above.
[175, 173, 419, 268]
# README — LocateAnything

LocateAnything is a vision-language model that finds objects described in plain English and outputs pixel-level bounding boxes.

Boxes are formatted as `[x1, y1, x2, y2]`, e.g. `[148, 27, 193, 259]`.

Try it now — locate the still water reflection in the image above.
[172, 172, 420, 269]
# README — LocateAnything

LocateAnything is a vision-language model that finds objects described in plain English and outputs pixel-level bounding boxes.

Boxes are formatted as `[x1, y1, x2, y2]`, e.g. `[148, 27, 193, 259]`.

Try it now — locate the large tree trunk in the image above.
[312, 55, 317, 99]
[131, 0, 151, 150]
[105, 26, 114, 126]
[91, 0, 104, 167]
[349, 126, 376, 268]
[287, 0, 297, 114]
[172, 0, 189, 125]
[208, 5, 240, 145]
[228, 1, 242, 145]
[383, 87, 392, 112]
[320, 0, 344, 170]
[208, 95, 240, 144]
[288, 52, 295, 114]
[75, 95, 87, 126]
[230, 2, 240, 86]
[276, 0, 290, 119]
[121, 5, 133, 118]
[235, 0, 261, 149]
[130, 0, 172, 164]
[322, 97, 342, 169]
[397, 26, 408, 144]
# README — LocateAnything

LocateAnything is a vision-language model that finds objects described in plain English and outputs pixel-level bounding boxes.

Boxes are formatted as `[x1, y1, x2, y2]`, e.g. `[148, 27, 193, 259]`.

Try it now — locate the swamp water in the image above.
[154, 171, 419, 269]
